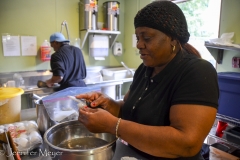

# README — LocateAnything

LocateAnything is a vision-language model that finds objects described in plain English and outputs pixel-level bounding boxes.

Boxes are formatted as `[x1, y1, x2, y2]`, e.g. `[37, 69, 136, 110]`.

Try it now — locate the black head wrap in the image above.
[134, 1, 190, 44]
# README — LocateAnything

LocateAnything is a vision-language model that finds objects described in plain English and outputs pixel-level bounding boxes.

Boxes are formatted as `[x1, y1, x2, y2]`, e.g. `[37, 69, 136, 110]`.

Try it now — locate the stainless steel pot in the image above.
[44, 120, 116, 160]
[35, 99, 58, 136]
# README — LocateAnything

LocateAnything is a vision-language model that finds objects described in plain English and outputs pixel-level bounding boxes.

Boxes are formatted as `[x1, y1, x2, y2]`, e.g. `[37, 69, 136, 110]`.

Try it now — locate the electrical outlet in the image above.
[232, 57, 240, 68]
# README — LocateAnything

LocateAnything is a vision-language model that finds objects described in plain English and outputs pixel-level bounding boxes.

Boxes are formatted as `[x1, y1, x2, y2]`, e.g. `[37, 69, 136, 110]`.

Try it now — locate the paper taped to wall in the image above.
[94, 57, 105, 60]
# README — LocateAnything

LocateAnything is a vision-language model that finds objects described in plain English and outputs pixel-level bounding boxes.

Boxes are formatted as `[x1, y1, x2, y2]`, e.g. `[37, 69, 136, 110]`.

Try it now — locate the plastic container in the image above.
[211, 143, 230, 152]
[0, 88, 24, 125]
[3, 120, 43, 152]
[209, 146, 239, 160]
[39, 86, 101, 131]
[40, 40, 51, 61]
[217, 72, 240, 119]
[84, 70, 103, 84]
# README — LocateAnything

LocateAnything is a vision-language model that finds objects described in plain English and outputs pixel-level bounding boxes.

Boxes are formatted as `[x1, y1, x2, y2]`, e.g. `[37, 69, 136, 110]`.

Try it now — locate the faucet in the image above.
[60, 20, 70, 42]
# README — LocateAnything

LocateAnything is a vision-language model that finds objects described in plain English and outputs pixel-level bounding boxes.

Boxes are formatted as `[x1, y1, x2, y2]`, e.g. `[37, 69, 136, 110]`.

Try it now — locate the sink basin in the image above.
[19, 85, 36, 90]
[21, 86, 55, 95]
[85, 70, 103, 84]
[34, 87, 55, 95]
[101, 67, 134, 80]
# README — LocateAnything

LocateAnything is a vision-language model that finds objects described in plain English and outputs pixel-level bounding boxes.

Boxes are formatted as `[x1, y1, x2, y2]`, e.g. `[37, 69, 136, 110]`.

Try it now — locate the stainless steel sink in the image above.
[21, 85, 56, 95]
[21, 86, 56, 109]
[101, 67, 134, 80]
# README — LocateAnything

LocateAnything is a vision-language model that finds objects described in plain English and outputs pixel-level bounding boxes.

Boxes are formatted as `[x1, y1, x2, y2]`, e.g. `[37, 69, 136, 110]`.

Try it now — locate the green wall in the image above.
[0, 0, 79, 72]
[1, 0, 240, 73]
[210, 0, 240, 72]
[79, 0, 127, 68]
[0, 0, 128, 73]
[122, 0, 149, 68]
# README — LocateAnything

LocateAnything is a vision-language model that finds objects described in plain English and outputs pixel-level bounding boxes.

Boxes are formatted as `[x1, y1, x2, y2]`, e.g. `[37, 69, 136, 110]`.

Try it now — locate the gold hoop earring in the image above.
[172, 45, 175, 52]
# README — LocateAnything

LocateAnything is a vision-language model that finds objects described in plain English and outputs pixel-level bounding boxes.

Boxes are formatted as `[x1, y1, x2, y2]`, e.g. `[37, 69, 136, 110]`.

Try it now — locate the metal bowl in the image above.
[44, 120, 116, 160]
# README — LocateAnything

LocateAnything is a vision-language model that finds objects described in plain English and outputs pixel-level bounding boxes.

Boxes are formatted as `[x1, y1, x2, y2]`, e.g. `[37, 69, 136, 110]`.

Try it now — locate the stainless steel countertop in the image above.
[22, 77, 133, 94]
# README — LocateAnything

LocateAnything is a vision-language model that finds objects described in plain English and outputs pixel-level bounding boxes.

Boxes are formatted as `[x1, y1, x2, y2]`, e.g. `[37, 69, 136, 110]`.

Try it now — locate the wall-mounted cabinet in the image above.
[80, 29, 121, 49]
[205, 41, 240, 64]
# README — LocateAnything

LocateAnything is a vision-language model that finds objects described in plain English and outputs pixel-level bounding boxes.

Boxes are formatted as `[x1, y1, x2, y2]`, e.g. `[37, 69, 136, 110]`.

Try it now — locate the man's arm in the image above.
[45, 75, 62, 87]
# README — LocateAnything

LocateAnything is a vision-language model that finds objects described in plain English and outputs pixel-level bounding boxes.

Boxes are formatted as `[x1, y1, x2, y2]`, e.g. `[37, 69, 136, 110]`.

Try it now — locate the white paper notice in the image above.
[94, 57, 105, 60]
[21, 36, 37, 56]
[2, 35, 21, 56]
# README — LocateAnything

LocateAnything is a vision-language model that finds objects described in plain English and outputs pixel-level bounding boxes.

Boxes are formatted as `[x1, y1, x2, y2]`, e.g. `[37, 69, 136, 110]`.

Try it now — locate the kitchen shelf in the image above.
[205, 41, 240, 64]
[80, 29, 121, 49]
[216, 113, 240, 127]
[208, 124, 240, 149]
[208, 132, 240, 149]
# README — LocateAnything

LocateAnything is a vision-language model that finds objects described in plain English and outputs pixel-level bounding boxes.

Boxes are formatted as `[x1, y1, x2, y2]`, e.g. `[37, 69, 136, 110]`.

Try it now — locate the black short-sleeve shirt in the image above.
[120, 50, 219, 159]
[50, 44, 87, 90]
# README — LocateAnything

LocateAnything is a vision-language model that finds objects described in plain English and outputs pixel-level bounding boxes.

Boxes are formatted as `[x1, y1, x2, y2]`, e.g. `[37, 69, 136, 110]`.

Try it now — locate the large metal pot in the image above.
[35, 96, 77, 136]
[35, 99, 58, 136]
[44, 120, 117, 160]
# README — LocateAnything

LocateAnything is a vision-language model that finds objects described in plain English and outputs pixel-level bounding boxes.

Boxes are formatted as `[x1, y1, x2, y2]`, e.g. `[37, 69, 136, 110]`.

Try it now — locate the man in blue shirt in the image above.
[46, 32, 87, 91]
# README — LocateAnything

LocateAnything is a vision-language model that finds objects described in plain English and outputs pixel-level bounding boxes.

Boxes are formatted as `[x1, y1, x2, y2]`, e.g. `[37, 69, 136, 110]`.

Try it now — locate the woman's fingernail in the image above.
[92, 102, 96, 106]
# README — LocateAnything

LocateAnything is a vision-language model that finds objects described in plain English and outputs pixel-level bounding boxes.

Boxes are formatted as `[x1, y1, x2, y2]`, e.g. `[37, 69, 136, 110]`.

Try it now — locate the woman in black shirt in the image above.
[77, 1, 219, 159]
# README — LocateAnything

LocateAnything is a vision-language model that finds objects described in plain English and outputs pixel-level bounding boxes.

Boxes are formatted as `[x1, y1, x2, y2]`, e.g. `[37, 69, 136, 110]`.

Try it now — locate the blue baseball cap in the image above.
[49, 32, 70, 43]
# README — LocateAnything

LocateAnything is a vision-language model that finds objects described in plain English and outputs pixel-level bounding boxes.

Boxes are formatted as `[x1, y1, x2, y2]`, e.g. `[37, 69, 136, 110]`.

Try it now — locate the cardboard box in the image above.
[210, 146, 240, 160]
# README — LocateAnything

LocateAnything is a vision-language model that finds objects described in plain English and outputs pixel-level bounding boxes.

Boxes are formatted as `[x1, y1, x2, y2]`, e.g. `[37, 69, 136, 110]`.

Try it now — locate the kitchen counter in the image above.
[0, 69, 134, 159]
[21, 77, 133, 109]
[22, 77, 133, 94]
[0, 67, 134, 108]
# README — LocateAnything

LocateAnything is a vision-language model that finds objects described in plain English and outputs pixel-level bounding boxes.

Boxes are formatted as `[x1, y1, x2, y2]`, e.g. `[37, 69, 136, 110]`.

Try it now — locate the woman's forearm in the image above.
[107, 99, 123, 117]
[106, 90, 129, 117]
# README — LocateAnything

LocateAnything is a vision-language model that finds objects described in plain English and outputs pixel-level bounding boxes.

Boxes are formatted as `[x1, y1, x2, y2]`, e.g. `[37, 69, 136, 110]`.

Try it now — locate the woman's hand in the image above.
[75, 92, 122, 117]
[78, 106, 118, 134]
[45, 76, 62, 87]
[45, 79, 54, 88]
[75, 92, 111, 110]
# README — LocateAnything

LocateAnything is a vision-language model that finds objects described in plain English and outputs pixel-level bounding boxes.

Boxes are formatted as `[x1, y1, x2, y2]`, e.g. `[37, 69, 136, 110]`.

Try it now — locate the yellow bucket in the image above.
[0, 88, 24, 125]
